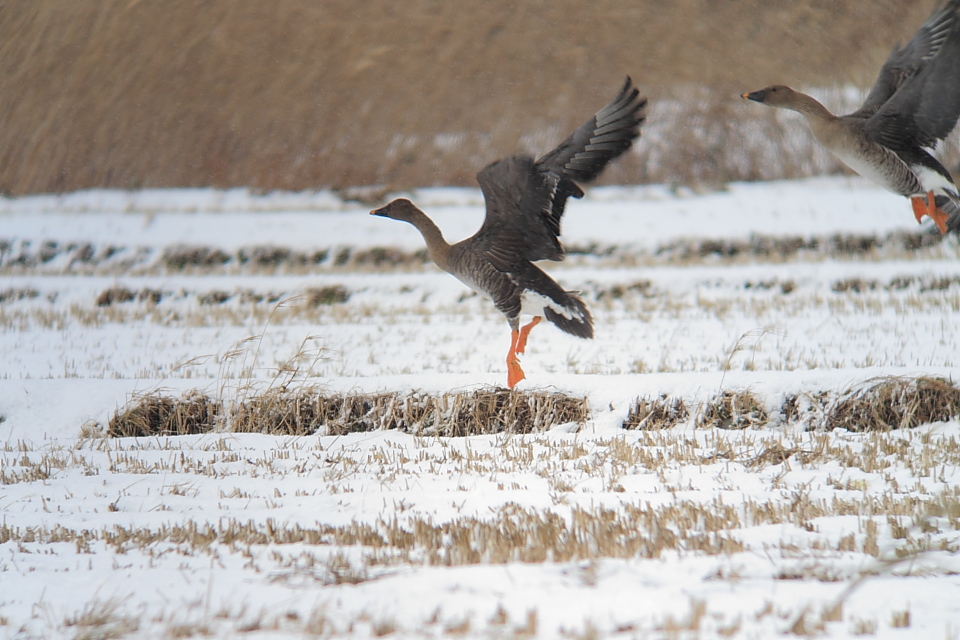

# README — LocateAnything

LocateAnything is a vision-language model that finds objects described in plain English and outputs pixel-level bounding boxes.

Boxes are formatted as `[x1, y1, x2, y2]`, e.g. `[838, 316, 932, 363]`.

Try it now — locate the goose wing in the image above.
[851, 1, 959, 120]
[472, 77, 646, 270]
[859, 0, 960, 149]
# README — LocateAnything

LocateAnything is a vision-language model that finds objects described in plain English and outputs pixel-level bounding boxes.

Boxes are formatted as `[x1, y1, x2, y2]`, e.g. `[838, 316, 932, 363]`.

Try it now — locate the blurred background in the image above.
[0, 1, 950, 196]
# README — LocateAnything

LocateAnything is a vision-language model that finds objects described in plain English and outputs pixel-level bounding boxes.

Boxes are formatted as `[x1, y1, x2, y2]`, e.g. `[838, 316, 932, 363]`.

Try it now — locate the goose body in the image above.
[372, 77, 646, 388]
[743, 0, 960, 233]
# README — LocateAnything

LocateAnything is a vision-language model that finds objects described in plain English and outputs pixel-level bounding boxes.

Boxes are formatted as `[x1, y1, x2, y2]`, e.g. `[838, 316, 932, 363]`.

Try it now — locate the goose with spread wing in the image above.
[372, 77, 646, 388]
[742, 0, 960, 233]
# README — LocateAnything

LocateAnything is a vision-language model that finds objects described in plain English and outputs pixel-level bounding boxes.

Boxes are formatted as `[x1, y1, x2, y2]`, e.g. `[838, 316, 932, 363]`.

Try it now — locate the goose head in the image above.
[741, 85, 801, 109]
[370, 198, 421, 222]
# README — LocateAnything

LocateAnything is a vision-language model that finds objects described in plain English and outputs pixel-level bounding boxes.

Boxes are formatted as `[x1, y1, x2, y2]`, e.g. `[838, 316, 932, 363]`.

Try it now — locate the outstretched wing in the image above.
[533, 76, 647, 240]
[851, 0, 959, 120]
[471, 77, 646, 269]
[860, 0, 960, 149]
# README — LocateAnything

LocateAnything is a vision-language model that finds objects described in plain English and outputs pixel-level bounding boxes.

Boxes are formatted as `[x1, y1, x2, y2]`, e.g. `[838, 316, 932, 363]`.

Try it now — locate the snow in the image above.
[1, 177, 959, 638]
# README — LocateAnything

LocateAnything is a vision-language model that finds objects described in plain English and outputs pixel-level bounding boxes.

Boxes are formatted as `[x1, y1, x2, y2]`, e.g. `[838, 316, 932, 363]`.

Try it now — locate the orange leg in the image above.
[506, 330, 525, 389]
[515, 317, 541, 355]
[911, 195, 928, 224]
[912, 191, 950, 234]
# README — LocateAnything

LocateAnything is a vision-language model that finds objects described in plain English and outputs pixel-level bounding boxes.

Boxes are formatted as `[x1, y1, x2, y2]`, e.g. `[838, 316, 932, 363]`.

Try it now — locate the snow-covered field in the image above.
[2, 178, 960, 638]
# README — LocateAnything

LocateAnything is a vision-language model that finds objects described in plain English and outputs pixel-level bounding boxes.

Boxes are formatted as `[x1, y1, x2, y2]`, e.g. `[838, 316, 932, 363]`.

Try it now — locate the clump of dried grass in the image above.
[832, 278, 878, 294]
[0, 287, 40, 303]
[696, 390, 768, 430]
[162, 246, 231, 271]
[198, 290, 232, 305]
[230, 388, 406, 436]
[349, 247, 429, 268]
[63, 597, 139, 639]
[106, 387, 589, 438]
[595, 280, 654, 301]
[96, 286, 136, 306]
[781, 391, 832, 428]
[654, 231, 939, 265]
[230, 388, 589, 437]
[422, 389, 589, 437]
[108, 390, 219, 437]
[96, 286, 163, 306]
[303, 286, 350, 307]
[622, 395, 688, 430]
[825, 377, 960, 432]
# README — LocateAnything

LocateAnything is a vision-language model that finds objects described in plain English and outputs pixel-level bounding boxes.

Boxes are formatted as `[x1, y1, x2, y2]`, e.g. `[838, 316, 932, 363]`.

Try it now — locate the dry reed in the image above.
[0, 1, 941, 195]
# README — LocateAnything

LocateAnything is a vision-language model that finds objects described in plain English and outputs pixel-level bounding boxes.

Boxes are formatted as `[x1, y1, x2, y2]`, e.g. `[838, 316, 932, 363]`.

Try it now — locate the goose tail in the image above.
[543, 291, 594, 339]
[938, 193, 960, 234]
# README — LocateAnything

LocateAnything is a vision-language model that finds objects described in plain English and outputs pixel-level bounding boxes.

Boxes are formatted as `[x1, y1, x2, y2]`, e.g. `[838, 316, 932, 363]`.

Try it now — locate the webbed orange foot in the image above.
[911, 196, 928, 224]
[506, 354, 526, 388]
[515, 317, 541, 355]
[930, 207, 950, 234]
[506, 329, 526, 389]
[912, 191, 948, 233]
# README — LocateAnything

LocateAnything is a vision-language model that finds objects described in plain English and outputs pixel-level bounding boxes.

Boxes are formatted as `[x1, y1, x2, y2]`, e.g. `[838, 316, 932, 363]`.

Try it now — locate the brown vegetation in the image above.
[696, 390, 769, 430]
[111, 387, 590, 437]
[622, 395, 689, 430]
[108, 390, 219, 437]
[825, 377, 960, 432]
[106, 376, 960, 438]
[1, 229, 946, 279]
[0, 1, 941, 195]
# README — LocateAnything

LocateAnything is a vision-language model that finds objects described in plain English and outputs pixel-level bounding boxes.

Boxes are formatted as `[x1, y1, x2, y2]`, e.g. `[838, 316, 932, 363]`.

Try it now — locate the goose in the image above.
[372, 77, 646, 388]
[742, 0, 960, 234]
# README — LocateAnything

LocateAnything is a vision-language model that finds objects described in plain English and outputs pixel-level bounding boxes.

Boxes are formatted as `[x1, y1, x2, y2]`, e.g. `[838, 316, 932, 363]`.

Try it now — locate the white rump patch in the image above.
[519, 289, 585, 322]
[912, 164, 957, 197]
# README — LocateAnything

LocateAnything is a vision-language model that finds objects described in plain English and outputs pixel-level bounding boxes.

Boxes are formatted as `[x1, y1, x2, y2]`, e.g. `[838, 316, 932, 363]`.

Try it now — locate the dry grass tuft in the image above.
[0, 287, 40, 303]
[622, 395, 689, 430]
[825, 377, 960, 432]
[697, 390, 768, 430]
[230, 388, 402, 436]
[162, 246, 231, 271]
[96, 286, 162, 306]
[108, 390, 220, 437]
[348, 247, 429, 268]
[63, 597, 139, 639]
[303, 286, 350, 307]
[96, 286, 136, 306]
[238, 245, 330, 268]
[231, 388, 588, 436]
[655, 231, 940, 265]
[422, 389, 589, 437]
[108, 388, 589, 437]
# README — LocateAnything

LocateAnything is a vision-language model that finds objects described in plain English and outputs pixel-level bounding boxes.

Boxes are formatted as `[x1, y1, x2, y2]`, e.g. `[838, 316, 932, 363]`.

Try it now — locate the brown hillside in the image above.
[0, 1, 939, 195]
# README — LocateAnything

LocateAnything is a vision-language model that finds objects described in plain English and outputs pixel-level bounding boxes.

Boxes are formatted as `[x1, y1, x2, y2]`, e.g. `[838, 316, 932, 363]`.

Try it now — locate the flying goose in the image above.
[372, 77, 646, 388]
[743, 0, 960, 234]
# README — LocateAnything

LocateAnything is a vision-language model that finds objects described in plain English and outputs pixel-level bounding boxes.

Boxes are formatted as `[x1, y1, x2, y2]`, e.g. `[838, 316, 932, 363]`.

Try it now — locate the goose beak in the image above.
[742, 89, 765, 103]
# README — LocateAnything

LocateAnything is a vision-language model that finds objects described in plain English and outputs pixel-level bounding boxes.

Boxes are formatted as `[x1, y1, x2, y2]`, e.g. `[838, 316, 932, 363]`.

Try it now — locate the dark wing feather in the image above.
[850, 0, 959, 120]
[473, 155, 564, 269]
[471, 77, 646, 270]
[861, 0, 960, 149]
